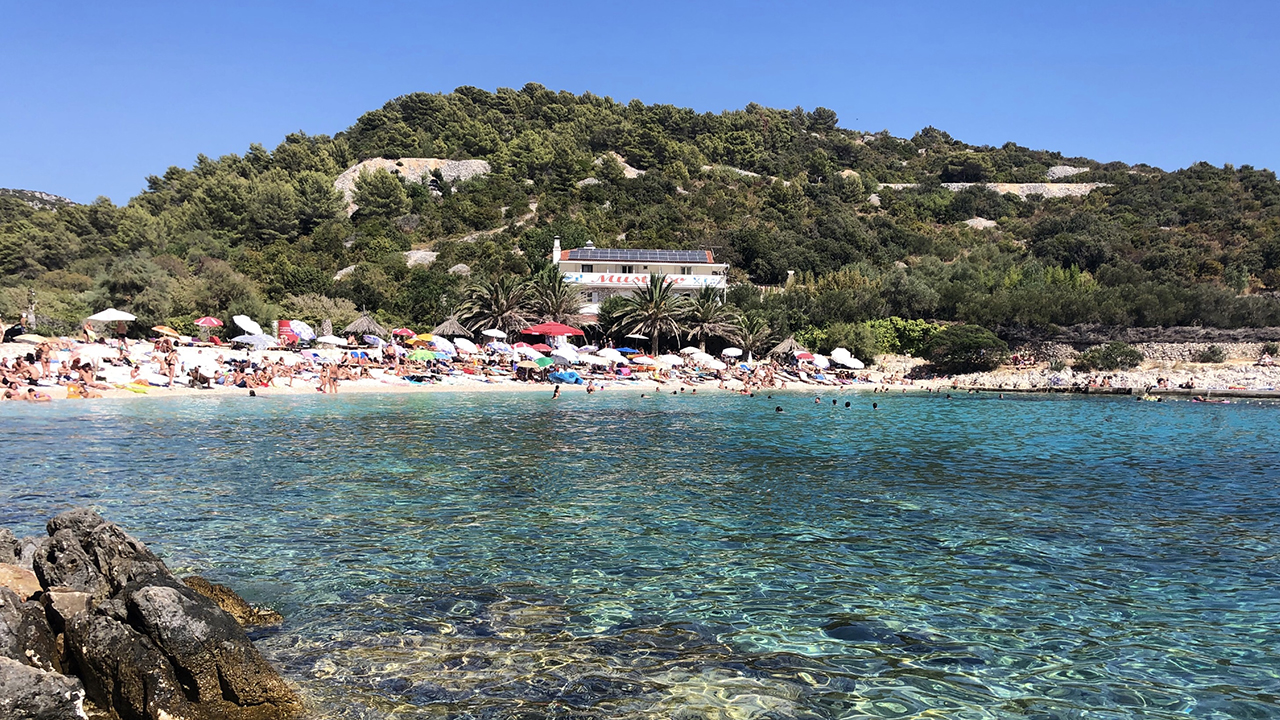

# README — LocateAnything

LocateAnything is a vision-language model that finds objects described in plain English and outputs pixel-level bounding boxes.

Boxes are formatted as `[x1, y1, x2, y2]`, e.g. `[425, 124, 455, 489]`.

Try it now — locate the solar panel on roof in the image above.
[566, 248, 711, 262]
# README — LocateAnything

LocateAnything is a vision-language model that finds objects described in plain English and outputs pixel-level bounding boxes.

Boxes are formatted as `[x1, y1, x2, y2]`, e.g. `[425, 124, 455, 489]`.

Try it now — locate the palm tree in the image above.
[527, 266, 587, 326]
[614, 273, 691, 356]
[733, 312, 774, 362]
[685, 286, 741, 351]
[456, 275, 532, 335]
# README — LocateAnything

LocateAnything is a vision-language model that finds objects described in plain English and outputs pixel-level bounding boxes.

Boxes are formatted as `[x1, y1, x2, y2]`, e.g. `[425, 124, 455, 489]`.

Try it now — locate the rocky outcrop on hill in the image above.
[0, 188, 77, 211]
[1046, 165, 1090, 180]
[0, 509, 299, 720]
[879, 182, 1108, 198]
[334, 158, 491, 215]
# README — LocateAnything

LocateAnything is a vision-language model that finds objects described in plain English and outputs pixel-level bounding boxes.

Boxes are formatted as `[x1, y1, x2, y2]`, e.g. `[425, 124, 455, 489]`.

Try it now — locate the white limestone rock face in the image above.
[334, 158, 491, 215]
[963, 217, 998, 230]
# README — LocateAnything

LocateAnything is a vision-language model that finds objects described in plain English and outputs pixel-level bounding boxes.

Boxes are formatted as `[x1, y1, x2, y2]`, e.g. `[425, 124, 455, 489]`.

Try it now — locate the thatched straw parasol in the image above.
[343, 313, 388, 338]
[431, 316, 472, 338]
[767, 335, 808, 358]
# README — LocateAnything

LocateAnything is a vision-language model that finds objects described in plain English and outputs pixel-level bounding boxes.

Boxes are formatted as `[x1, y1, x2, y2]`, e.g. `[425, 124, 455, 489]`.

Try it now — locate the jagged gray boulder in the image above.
[0, 657, 87, 719]
[65, 612, 187, 720]
[0, 528, 18, 563]
[0, 586, 60, 672]
[29, 509, 303, 720]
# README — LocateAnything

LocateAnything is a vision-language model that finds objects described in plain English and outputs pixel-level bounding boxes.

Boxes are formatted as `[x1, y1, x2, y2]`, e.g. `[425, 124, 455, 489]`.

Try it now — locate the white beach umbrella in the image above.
[679, 346, 701, 355]
[453, 337, 479, 354]
[288, 319, 317, 341]
[316, 335, 346, 345]
[830, 347, 852, 359]
[706, 359, 728, 371]
[430, 336, 456, 354]
[580, 354, 611, 366]
[812, 354, 831, 369]
[231, 333, 274, 350]
[630, 355, 657, 366]
[690, 351, 714, 364]
[722, 347, 743, 357]
[86, 308, 136, 322]
[481, 328, 507, 338]
[657, 354, 684, 367]
[625, 333, 649, 340]
[516, 346, 544, 360]
[598, 348, 623, 359]
[233, 315, 264, 336]
[833, 356, 865, 369]
[551, 346, 580, 363]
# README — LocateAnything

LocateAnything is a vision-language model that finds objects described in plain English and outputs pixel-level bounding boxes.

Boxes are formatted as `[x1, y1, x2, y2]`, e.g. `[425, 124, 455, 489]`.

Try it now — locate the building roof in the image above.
[561, 248, 717, 264]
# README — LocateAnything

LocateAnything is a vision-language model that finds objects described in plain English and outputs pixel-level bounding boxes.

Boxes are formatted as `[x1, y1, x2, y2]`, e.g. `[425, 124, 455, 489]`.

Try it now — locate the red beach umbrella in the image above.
[194, 316, 223, 327]
[392, 328, 416, 337]
[521, 322, 585, 336]
[513, 342, 534, 349]
[531, 343, 553, 352]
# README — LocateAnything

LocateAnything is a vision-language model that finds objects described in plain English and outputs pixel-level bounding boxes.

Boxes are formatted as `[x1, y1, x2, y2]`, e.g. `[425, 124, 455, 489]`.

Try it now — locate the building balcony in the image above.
[561, 272, 726, 290]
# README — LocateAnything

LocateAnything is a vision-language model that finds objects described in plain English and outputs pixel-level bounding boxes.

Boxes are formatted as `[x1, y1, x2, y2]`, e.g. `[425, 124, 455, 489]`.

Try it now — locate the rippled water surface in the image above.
[3, 391, 1280, 719]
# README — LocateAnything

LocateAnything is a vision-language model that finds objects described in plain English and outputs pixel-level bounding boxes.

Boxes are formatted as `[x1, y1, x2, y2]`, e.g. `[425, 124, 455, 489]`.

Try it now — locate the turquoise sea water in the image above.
[3, 390, 1280, 719]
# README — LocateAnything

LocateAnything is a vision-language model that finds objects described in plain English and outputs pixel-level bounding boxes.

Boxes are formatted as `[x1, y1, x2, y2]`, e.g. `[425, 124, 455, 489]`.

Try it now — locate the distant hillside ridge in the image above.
[0, 188, 76, 210]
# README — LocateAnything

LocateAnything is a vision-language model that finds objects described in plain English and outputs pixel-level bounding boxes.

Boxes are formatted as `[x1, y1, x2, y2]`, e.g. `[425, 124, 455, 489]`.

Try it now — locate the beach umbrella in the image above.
[454, 337, 479, 354]
[531, 343, 553, 352]
[408, 349, 436, 361]
[706, 359, 728, 371]
[13, 334, 47, 344]
[551, 346, 580, 362]
[487, 341, 513, 353]
[430, 336, 456, 354]
[722, 347, 743, 357]
[230, 333, 274, 350]
[513, 341, 533, 349]
[615, 346, 640, 354]
[516, 346, 545, 360]
[344, 313, 388, 338]
[577, 344, 599, 353]
[768, 335, 808, 358]
[521, 322, 585, 337]
[812, 354, 831, 369]
[625, 333, 649, 340]
[631, 355, 657, 366]
[152, 325, 180, 338]
[834, 356, 865, 369]
[392, 328, 416, 337]
[580, 354, 611, 366]
[679, 346, 701, 355]
[830, 347, 851, 359]
[363, 335, 385, 347]
[515, 360, 539, 369]
[316, 335, 346, 345]
[87, 308, 136, 323]
[690, 351, 715, 364]
[482, 328, 507, 338]
[657, 354, 684, 366]
[194, 316, 223, 328]
[288, 319, 316, 342]
[232, 315, 264, 336]
[431, 316, 472, 338]
[553, 355, 573, 367]
[534, 357, 556, 368]
[795, 351, 815, 361]
[598, 348, 623, 359]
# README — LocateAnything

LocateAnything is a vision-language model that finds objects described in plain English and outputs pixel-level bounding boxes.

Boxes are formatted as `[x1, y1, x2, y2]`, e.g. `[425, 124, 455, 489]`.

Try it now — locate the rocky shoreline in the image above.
[1, 510, 299, 720]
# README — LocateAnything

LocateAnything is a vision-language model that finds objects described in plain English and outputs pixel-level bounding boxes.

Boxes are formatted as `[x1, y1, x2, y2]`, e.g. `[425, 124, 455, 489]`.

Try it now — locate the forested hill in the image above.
[2, 83, 1279, 341]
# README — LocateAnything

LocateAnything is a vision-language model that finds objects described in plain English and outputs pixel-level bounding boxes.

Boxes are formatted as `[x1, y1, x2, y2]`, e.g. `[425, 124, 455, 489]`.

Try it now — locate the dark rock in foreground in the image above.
[2, 509, 300, 720]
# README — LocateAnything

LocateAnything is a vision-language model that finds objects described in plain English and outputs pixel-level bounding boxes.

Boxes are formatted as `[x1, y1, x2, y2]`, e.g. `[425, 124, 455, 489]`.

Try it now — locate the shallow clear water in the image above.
[3, 390, 1280, 719]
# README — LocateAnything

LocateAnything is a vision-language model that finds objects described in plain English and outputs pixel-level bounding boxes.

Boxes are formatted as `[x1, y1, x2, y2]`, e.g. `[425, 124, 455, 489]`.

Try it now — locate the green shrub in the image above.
[1193, 345, 1227, 364]
[922, 324, 1008, 374]
[1261, 342, 1278, 356]
[1075, 342, 1144, 371]
[1049, 359, 1066, 372]
[865, 317, 945, 356]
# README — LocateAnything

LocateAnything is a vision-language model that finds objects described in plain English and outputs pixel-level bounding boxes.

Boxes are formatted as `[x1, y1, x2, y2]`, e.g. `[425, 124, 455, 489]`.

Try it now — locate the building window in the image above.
[680, 266, 692, 275]
[580, 264, 593, 272]
[620, 265, 634, 274]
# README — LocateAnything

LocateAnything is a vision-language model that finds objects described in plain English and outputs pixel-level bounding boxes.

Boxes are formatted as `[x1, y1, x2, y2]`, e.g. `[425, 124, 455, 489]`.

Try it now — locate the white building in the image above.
[551, 237, 728, 315]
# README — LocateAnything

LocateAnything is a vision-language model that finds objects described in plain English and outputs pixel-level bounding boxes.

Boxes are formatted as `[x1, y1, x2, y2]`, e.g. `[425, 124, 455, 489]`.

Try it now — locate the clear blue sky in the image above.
[2, 1, 1277, 204]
